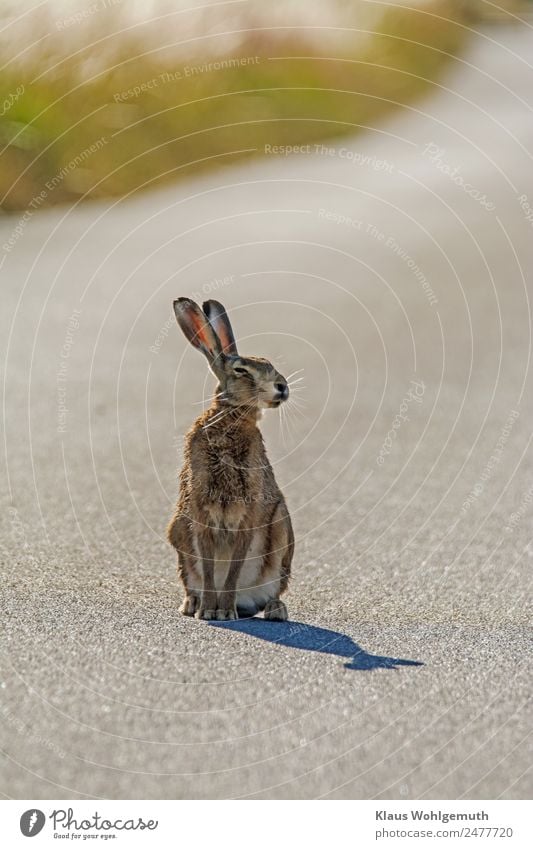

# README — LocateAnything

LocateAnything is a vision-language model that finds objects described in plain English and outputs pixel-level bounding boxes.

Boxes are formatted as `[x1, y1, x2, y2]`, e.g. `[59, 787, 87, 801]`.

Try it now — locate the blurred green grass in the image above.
[0, 1, 468, 212]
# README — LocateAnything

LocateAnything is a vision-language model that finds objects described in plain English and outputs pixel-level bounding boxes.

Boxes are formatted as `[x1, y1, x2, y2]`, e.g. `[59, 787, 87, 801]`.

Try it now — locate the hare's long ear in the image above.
[173, 298, 222, 363]
[202, 300, 238, 355]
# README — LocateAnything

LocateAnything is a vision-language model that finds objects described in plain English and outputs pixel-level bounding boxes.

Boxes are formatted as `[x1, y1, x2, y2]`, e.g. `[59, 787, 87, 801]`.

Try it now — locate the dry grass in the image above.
[0, 1, 469, 212]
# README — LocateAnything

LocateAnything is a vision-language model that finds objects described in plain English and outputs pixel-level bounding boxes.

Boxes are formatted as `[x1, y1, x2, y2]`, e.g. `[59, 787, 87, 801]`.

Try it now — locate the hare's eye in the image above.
[233, 367, 249, 377]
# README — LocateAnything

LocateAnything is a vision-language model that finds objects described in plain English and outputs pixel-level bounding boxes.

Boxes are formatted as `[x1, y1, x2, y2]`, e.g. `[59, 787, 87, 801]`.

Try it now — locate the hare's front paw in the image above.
[215, 605, 237, 621]
[195, 606, 217, 620]
[180, 594, 200, 616]
[264, 599, 288, 621]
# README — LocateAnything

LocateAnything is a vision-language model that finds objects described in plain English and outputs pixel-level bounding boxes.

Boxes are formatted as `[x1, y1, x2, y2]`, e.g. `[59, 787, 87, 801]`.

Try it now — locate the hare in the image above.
[167, 298, 294, 621]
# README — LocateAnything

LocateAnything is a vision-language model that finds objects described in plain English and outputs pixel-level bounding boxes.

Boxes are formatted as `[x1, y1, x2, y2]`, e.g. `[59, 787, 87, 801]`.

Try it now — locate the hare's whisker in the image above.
[202, 405, 234, 428]
[287, 392, 308, 414]
[209, 403, 231, 419]
[191, 394, 222, 406]
[285, 368, 304, 381]
[283, 401, 299, 442]
[288, 401, 308, 421]
[203, 416, 227, 430]
[228, 402, 255, 432]
[282, 403, 291, 446]
[278, 407, 287, 448]
[284, 404, 297, 440]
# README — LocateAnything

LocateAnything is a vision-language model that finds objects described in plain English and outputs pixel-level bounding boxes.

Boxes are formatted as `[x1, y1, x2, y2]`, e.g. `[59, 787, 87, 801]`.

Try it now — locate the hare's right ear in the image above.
[173, 298, 222, 363]
[202, 300, 238, 355]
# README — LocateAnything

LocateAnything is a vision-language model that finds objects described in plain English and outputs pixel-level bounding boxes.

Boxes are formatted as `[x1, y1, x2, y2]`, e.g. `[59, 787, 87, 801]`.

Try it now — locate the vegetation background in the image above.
[0, 0, 529, 212]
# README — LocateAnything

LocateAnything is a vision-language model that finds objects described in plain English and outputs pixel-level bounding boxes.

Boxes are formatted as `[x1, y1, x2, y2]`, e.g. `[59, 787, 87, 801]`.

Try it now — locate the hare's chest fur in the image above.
[201, 429, 265, 514]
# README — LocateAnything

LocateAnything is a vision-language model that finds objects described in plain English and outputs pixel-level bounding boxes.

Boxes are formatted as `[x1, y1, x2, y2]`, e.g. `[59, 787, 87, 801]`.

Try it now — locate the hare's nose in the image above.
[275, 383, 289, 401]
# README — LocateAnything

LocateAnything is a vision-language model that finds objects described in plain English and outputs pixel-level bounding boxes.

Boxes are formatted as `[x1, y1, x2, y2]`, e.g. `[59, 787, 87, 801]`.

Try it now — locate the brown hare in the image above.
[167, 298, 294, 621]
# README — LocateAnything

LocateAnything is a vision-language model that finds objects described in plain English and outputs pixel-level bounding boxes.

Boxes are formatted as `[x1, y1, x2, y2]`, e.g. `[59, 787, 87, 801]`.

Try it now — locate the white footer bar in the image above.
[1, 799, 530, 848]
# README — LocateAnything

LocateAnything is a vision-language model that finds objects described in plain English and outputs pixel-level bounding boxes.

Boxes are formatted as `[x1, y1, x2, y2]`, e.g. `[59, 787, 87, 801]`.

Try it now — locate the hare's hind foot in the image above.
[180, 593, 200, 616]
[264, 599, 288, 621]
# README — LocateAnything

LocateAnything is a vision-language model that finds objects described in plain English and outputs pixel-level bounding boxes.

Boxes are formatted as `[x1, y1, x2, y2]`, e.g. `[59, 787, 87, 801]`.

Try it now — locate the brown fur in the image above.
[167, 298, 294, 620]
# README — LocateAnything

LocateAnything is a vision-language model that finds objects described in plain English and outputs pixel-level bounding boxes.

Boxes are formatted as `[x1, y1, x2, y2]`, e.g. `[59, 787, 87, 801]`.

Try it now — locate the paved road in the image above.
[1, 22, 532, 800]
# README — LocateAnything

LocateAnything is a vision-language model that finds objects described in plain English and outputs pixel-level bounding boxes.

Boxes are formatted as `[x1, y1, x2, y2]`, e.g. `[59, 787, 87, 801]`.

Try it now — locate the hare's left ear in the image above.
[203, 300, 238, 355]
[173, 297, 222, 363]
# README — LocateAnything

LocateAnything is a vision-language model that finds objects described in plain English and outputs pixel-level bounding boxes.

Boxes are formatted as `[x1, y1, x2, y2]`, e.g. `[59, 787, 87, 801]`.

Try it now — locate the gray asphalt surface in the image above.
[1, 22, 532, 800]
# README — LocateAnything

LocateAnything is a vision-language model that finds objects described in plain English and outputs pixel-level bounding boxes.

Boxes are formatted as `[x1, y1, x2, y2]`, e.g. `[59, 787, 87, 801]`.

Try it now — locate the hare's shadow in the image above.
[211, 619, 423, 670]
